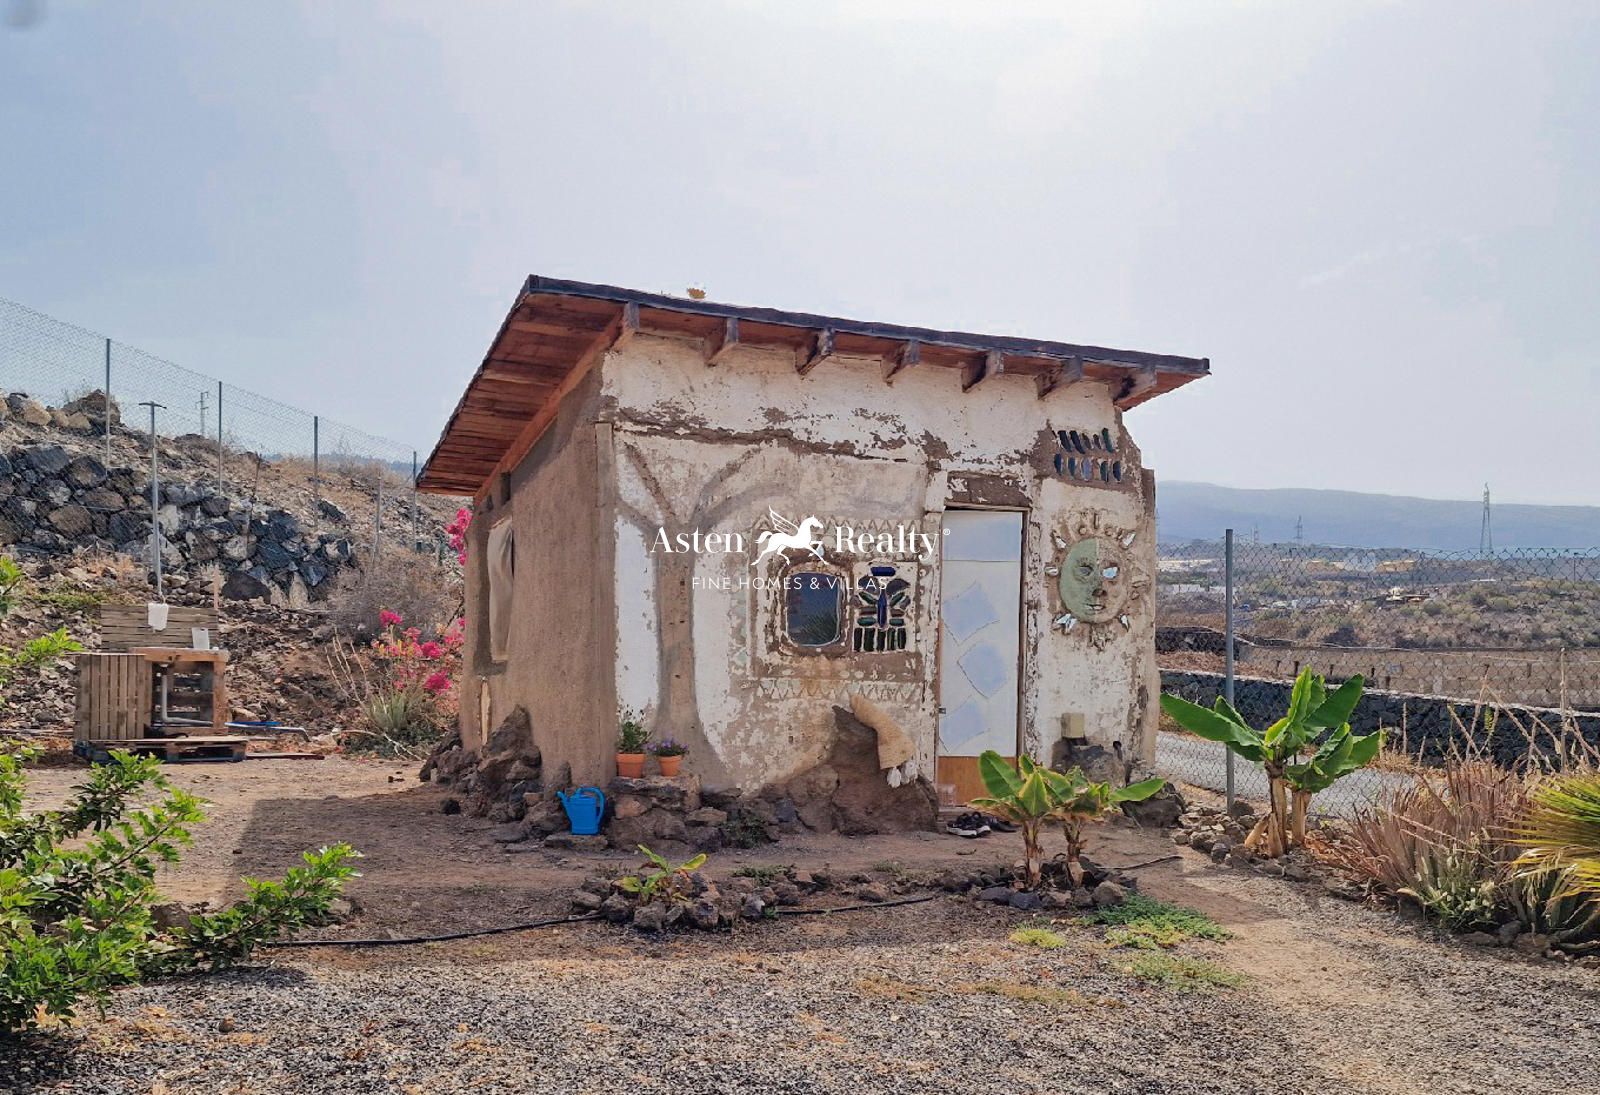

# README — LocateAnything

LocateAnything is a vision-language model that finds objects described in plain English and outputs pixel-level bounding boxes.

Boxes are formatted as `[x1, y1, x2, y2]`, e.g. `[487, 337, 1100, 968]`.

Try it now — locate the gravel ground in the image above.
[6, 760, 1597, 1093]
[5, 881, 1597, 1095]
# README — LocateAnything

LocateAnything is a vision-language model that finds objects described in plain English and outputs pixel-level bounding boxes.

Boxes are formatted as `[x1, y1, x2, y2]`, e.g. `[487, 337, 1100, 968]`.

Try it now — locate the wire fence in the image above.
[0, 295, 418, 478]
[0, 296, 461, 569]
[1154, 533, 1600, 814]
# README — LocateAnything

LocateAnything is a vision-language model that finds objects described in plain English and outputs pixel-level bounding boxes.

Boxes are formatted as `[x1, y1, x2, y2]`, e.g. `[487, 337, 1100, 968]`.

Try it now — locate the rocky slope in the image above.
[1, 388, 466, 743]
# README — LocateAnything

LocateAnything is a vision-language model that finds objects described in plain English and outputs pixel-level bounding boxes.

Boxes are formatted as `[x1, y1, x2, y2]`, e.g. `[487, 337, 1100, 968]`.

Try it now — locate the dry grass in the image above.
[325, 550, 461, 639]
[1318, 761, 1528, 901]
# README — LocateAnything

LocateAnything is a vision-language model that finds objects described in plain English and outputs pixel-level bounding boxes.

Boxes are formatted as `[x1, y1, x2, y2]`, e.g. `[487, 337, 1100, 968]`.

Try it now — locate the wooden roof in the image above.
[417, 275, 1210, 495]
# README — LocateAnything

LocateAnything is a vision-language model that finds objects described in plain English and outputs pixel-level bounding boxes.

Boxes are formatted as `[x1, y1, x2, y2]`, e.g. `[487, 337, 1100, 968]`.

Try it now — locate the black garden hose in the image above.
[263, 893, 939, 949]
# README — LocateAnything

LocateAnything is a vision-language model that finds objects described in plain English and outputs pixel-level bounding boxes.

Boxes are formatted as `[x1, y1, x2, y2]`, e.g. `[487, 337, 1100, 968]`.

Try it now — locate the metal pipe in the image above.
[374, 471, 383, 560]
[1224, 527, 1236, 808]
[141, 401, 167, 598]
[410, 449, 418, 551]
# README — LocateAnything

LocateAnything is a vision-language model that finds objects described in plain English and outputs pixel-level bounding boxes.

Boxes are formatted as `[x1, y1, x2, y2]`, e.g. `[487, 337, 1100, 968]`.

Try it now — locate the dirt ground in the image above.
[6, 758, 1598, 1094]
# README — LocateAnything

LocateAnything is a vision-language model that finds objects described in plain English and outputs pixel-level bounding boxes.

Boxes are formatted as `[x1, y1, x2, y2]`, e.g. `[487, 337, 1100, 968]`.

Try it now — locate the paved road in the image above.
[1155, 731, 1411, 817]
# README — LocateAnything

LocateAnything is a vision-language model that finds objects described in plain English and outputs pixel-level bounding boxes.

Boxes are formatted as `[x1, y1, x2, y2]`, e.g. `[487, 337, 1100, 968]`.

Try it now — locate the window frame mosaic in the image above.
[850, 561, 914, 653]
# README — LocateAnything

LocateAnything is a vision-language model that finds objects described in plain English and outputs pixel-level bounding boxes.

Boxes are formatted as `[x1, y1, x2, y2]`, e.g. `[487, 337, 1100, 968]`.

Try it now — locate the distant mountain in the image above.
[1156, 482, 1600, 552]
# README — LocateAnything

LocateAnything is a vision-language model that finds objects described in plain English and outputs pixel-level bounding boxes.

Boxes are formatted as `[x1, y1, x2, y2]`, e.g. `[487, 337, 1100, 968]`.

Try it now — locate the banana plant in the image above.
[1282, 721, 1383, 845]
[971, 751, 1164, 887]
[615, 844, 708, 905]
[1160, 668, 1376, 857]
[1040, 765, 1165, 880]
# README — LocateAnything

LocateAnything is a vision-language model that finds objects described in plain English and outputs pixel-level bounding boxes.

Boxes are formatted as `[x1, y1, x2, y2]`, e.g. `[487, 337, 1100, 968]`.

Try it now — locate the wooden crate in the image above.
[99, 605, 220, 652]
[73, 653, 154, 742]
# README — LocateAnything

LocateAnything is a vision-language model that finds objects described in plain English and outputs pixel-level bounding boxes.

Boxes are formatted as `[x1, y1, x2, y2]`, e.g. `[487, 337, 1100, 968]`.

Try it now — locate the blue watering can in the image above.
[557, 786, 607, 836]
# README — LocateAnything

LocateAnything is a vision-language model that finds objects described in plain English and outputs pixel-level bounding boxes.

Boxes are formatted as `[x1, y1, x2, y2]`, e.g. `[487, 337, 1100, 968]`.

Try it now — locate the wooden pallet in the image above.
[73, 653, 155, 741]
[100, 605, 220, 652]
[73, 735, 249, 764]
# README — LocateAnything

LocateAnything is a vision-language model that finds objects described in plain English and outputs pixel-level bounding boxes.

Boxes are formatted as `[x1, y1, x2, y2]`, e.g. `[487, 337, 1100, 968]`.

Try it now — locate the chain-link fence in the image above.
[1154, 532, 1600, 814]
[0, 296, 452, 568]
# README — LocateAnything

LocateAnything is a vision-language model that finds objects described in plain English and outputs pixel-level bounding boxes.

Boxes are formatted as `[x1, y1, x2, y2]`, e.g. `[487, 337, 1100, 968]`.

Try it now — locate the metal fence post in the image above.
[410, 449, 418, 551]
[141, 401, 166, 598]
[312, 416, 320, 503]
[215, 381, 224, 491]
[374, 470, 383, 561]
[1224, 527, 1236, 809]
[103, 338, 112, 465]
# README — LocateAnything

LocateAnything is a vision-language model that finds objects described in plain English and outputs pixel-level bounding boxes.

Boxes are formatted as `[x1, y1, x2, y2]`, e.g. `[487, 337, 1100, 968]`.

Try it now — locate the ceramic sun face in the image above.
[1058, 536, 1129, 625]
[1045, 514, 1150, 647]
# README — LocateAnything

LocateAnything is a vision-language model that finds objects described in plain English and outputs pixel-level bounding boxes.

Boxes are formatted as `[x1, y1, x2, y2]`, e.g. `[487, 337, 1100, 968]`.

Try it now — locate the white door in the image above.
[937, 510, 1023, 803]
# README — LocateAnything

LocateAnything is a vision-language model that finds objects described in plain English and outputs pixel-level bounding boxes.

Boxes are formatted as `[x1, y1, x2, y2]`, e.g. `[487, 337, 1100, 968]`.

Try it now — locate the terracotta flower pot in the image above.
[616, 752, 646, 779]
[657, 754, 683, 777]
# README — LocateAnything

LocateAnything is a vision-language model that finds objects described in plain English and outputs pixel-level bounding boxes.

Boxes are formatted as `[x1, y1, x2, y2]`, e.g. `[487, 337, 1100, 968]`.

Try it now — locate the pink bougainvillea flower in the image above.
[423, 671, 451, 695]
[379, 609, 403, 628]
[419, 641, 444, 660]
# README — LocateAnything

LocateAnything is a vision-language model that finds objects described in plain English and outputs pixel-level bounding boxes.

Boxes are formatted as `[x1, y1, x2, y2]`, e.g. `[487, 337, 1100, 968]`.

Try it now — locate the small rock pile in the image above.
[960, 855, 1137, 912]
[606, 774, 730, 853]
[423, 707, 545, 822]
[1172, 801, 1319, 883]
[569, 864, 833, 931]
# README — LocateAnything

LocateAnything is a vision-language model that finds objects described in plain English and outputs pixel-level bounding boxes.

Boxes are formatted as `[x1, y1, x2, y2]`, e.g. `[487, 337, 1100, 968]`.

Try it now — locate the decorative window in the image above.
[784, 571, 844, 648]
[1052, 426, 1125, 486]
[853, 564, 911, 652]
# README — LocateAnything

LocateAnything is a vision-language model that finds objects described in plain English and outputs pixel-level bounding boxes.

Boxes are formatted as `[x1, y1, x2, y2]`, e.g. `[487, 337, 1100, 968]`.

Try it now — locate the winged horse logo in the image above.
[752, 508, 825, 567]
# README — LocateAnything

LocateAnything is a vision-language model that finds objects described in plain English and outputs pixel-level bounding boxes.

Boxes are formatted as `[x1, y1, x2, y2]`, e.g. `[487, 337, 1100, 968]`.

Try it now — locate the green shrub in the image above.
[0, 555, 23, 617]
[0, 745, 358, 1033]
[1094, 894, 1231, 949]
[1009, 926, 1068, 949]
[0, 627, 84, 710]
[30, 586, 108, 614]
[1115, 952, 1244, 992]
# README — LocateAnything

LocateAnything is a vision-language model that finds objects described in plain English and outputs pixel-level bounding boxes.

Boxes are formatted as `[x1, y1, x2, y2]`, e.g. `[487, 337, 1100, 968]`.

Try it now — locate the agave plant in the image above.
[1516, 773, 1600, 897]
[971, 751, 1163, 888]
[1506, 867, 1600, 951]
[1161, 668, 1378, 857]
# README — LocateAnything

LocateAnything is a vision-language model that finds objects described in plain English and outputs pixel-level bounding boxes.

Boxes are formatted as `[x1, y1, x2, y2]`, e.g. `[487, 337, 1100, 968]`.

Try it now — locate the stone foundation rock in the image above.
[421, 706, 542, 820]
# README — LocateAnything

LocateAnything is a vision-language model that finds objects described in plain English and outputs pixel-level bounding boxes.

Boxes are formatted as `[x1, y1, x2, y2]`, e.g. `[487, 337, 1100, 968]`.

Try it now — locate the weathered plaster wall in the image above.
[461, 371, 618, 786]
[600, 334, 1161, 791]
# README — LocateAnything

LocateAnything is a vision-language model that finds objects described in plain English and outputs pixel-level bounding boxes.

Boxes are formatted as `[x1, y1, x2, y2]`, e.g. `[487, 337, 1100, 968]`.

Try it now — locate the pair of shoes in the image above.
[982, 814, 1018, 833]
[945, 811, 992, 838]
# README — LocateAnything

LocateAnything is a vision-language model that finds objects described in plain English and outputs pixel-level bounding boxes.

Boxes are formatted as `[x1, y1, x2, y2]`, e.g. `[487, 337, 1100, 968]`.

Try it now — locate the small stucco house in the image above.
[418, 276, 1206, 812]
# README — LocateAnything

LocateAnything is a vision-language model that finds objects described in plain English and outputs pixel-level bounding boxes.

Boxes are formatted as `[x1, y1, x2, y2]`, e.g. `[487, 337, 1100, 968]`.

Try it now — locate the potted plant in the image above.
[616, 709, 649, 779]
[652, 737, 688, 777]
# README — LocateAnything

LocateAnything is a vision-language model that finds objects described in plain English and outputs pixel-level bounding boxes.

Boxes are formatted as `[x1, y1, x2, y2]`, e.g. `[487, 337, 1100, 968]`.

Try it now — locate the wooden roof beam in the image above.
[881, 339, 920, 384]
[704, 317, 740, 366]
[476, 308, 628, 490]
[796, 328, 835, 377]
[962, 351, 1005, 393]
[1114, 364, 1159, 408]
[613, 302, 640, 352]
[1036, 355, 1084, 399]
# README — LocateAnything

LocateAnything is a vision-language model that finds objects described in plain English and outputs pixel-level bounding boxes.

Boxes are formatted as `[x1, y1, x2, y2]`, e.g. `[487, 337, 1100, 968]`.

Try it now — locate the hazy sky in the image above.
[2, 2, 1596, 504]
